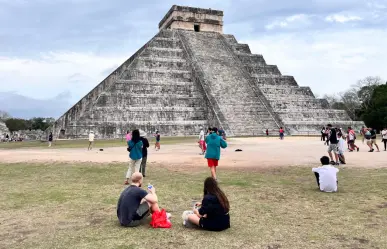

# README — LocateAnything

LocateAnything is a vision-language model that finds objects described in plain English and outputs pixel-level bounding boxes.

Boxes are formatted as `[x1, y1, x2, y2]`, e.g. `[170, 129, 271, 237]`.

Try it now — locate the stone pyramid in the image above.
[53, 5, 363, 138]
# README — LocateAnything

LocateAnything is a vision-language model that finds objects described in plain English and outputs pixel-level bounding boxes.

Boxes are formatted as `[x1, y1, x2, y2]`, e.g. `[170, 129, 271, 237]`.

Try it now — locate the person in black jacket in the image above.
[185, 177, 230, 231]
[139, 130, 150, 177]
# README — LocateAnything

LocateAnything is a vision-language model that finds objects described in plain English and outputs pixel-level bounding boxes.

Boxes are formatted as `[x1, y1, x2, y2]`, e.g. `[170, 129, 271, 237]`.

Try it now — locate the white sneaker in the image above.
[166, 212, 172, 219]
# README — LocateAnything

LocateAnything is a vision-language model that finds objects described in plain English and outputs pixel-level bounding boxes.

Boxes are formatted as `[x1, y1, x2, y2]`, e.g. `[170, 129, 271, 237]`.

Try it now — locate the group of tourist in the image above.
[118, 126, 230, 231]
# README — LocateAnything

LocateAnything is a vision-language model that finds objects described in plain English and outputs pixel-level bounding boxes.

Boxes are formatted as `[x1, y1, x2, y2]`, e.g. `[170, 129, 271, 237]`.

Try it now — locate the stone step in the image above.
[142, 47, 184, 58]
[121, 69, 192, 82]
[95, 95, 204, 108]
[237, 54, 267, 66]
[150, 38, 182, 49]
[133, 57, 190, 71]
[260, 86, 314, 96]
[114, 79, 195, 87]
[223, 34, 238, 44]
[231, 44, 251, 54]
[270, 99, 329, 109]
[253, 75, 299, 87]
[265, 94, 315, 101]
[112, 82, 201, 94]
[248, 65, 281, 75]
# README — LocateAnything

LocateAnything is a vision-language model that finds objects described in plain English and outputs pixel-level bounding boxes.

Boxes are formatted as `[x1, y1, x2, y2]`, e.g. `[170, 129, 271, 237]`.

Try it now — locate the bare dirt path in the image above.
[0, 137, 386, 169]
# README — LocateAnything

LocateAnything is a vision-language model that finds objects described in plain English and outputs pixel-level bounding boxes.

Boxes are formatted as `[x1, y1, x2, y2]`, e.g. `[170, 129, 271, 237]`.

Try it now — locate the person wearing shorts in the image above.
[205, 127, 227, 180]
[198, 128, 206, 155]
[368, 128, 380, 152]
[117, 172, 169, 227]
[347, 127, 359, 152]
[154, 131, 160, 151]
[326, 124, 339, 165]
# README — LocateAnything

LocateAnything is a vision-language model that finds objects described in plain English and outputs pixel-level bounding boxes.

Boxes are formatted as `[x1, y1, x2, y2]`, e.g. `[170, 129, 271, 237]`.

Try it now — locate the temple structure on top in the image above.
[53, 5, 363, 138]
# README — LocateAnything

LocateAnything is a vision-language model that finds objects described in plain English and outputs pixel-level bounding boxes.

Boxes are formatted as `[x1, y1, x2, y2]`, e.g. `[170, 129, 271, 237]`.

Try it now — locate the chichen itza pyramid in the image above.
[53, 5, 363, 138]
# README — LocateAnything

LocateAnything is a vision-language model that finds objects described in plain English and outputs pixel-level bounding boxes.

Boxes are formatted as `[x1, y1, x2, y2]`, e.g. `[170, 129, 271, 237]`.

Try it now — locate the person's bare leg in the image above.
[187, 214, 200, 226]
[334, 153, 339, 163]
[141, 199, 160, 213]
[374, 143, 380, 152]
[328, 151, 334, 162]
[210, 167, 217, 180]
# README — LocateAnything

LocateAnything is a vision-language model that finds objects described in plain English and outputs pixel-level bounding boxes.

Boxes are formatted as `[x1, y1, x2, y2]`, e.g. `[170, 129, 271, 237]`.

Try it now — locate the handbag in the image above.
[150, 209, 172, 228]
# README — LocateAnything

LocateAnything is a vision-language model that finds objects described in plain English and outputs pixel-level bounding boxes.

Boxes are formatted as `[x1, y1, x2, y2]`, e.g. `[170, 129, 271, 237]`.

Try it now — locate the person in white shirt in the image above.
[337, 133, 346, 164]
[88, 131, 95, 151]
[198, 128, 206, 155]
[312, 156, 339, 192]
[382, 127, 387, 151]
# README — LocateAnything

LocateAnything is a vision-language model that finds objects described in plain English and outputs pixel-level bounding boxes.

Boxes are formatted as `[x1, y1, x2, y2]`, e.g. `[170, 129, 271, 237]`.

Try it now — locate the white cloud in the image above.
[244, 29, 387, 96]
[0, 52, 127, 104]
[325, 14, 362, 23]
[265, 14, 310, 30]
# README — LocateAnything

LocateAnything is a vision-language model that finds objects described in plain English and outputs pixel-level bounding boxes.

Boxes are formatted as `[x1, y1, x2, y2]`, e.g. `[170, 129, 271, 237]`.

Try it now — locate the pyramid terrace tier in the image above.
[112, 81, 203, 94]
[259, 85, 314, 97]
[95, 94, 205, 107]
[278, 109, 351, 122]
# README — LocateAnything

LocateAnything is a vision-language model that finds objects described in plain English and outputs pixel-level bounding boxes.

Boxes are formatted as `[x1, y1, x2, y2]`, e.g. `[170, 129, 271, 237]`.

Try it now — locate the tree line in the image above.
[322, 76, 387, 130]
[0, 111, 55, 133]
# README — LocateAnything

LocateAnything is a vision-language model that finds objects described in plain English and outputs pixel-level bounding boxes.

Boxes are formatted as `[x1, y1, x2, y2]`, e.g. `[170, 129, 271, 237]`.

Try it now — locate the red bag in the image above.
[150, 209, 171, 228]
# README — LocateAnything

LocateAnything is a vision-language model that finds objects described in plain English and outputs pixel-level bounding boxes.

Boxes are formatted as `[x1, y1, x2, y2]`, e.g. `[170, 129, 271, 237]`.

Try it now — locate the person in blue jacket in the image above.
[125, 129, 143, 185]
[205, 127, 227, 180]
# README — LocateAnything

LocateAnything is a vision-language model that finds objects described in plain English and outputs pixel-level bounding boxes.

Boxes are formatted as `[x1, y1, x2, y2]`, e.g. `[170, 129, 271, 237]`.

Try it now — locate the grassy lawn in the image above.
[0, 136, 198, 149]
[1, 163, 387, 249]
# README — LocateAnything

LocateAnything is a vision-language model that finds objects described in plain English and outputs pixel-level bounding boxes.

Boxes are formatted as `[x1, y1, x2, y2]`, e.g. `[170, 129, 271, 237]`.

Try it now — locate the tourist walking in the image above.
[154, 131, 160, 151]
[88, 131, 94, 150]
[279, 127, 284, 140]
[139, 130, 149, 177]
[182, 177, 230, 231]
[337, 133, 346, 164]
[360, 126, 367, 144]
[266, 129, 269, 137]
[198, 128, 206, 155]
[326, 124, 339, 165]
[321, 127, 326, 141]
[368, 127, 380, 152]
[347, 127, 359, 152]
[205, 127, 227, 180]
[382, 127, 387, 151]
[125, 129, 143, 185]
[48, 132, 53, 147]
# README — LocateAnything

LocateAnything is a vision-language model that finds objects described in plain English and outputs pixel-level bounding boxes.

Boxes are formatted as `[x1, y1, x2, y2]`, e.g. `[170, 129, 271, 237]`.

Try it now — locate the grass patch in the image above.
[0, 163, 387, 249]
[0, 136, 198, 149]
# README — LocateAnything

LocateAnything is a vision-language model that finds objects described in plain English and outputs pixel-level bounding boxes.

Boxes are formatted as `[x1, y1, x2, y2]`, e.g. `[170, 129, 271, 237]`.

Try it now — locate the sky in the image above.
[0, 0, 386, 118]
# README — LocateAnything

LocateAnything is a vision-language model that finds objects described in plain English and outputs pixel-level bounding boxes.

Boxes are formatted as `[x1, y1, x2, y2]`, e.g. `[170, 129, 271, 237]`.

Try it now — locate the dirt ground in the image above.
[1, 137, 385, 169]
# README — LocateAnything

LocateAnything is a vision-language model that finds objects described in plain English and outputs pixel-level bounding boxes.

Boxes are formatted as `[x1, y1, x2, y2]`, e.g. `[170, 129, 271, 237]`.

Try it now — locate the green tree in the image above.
[360, 84, 387, 130]
[5, 119, 28, 132]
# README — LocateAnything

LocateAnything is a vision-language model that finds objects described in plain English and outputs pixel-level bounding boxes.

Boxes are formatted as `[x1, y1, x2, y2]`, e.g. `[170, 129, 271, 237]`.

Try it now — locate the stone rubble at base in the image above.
[52, 5, 364, 139]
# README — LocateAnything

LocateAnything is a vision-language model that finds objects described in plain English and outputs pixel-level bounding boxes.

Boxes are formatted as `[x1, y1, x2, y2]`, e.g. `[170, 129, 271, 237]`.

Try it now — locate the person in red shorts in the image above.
[205, 127, 227, 180]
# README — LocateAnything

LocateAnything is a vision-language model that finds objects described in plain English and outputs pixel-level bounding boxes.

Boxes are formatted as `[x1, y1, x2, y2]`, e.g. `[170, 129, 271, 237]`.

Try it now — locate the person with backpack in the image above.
[125, 129, 143, 185]
[205, 127, 227, 180]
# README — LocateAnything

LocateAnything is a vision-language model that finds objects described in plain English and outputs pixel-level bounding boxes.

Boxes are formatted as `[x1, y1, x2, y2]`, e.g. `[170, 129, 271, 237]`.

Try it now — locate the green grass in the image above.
[0, 136, 198, 149]
[0, 163, 387, 249]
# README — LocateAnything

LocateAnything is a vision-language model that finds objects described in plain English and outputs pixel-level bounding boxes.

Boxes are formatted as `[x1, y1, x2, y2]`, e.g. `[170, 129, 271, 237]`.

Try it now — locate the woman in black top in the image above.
[187, 177, 230, 231]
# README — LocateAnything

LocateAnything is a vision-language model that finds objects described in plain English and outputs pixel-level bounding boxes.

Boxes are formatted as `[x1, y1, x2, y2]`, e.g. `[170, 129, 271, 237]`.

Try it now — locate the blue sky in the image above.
[0, 0, 386, 118]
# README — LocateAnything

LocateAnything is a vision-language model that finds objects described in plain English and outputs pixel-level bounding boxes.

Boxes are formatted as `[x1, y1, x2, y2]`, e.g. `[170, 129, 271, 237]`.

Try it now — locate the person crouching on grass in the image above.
[205, 127, 227, 180]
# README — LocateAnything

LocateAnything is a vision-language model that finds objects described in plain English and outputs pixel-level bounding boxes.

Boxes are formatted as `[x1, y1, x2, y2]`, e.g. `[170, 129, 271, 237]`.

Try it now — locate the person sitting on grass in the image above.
[117, 172, 170, 227]
[182, 177, 230, 231]
[312, 156, 339, 193]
